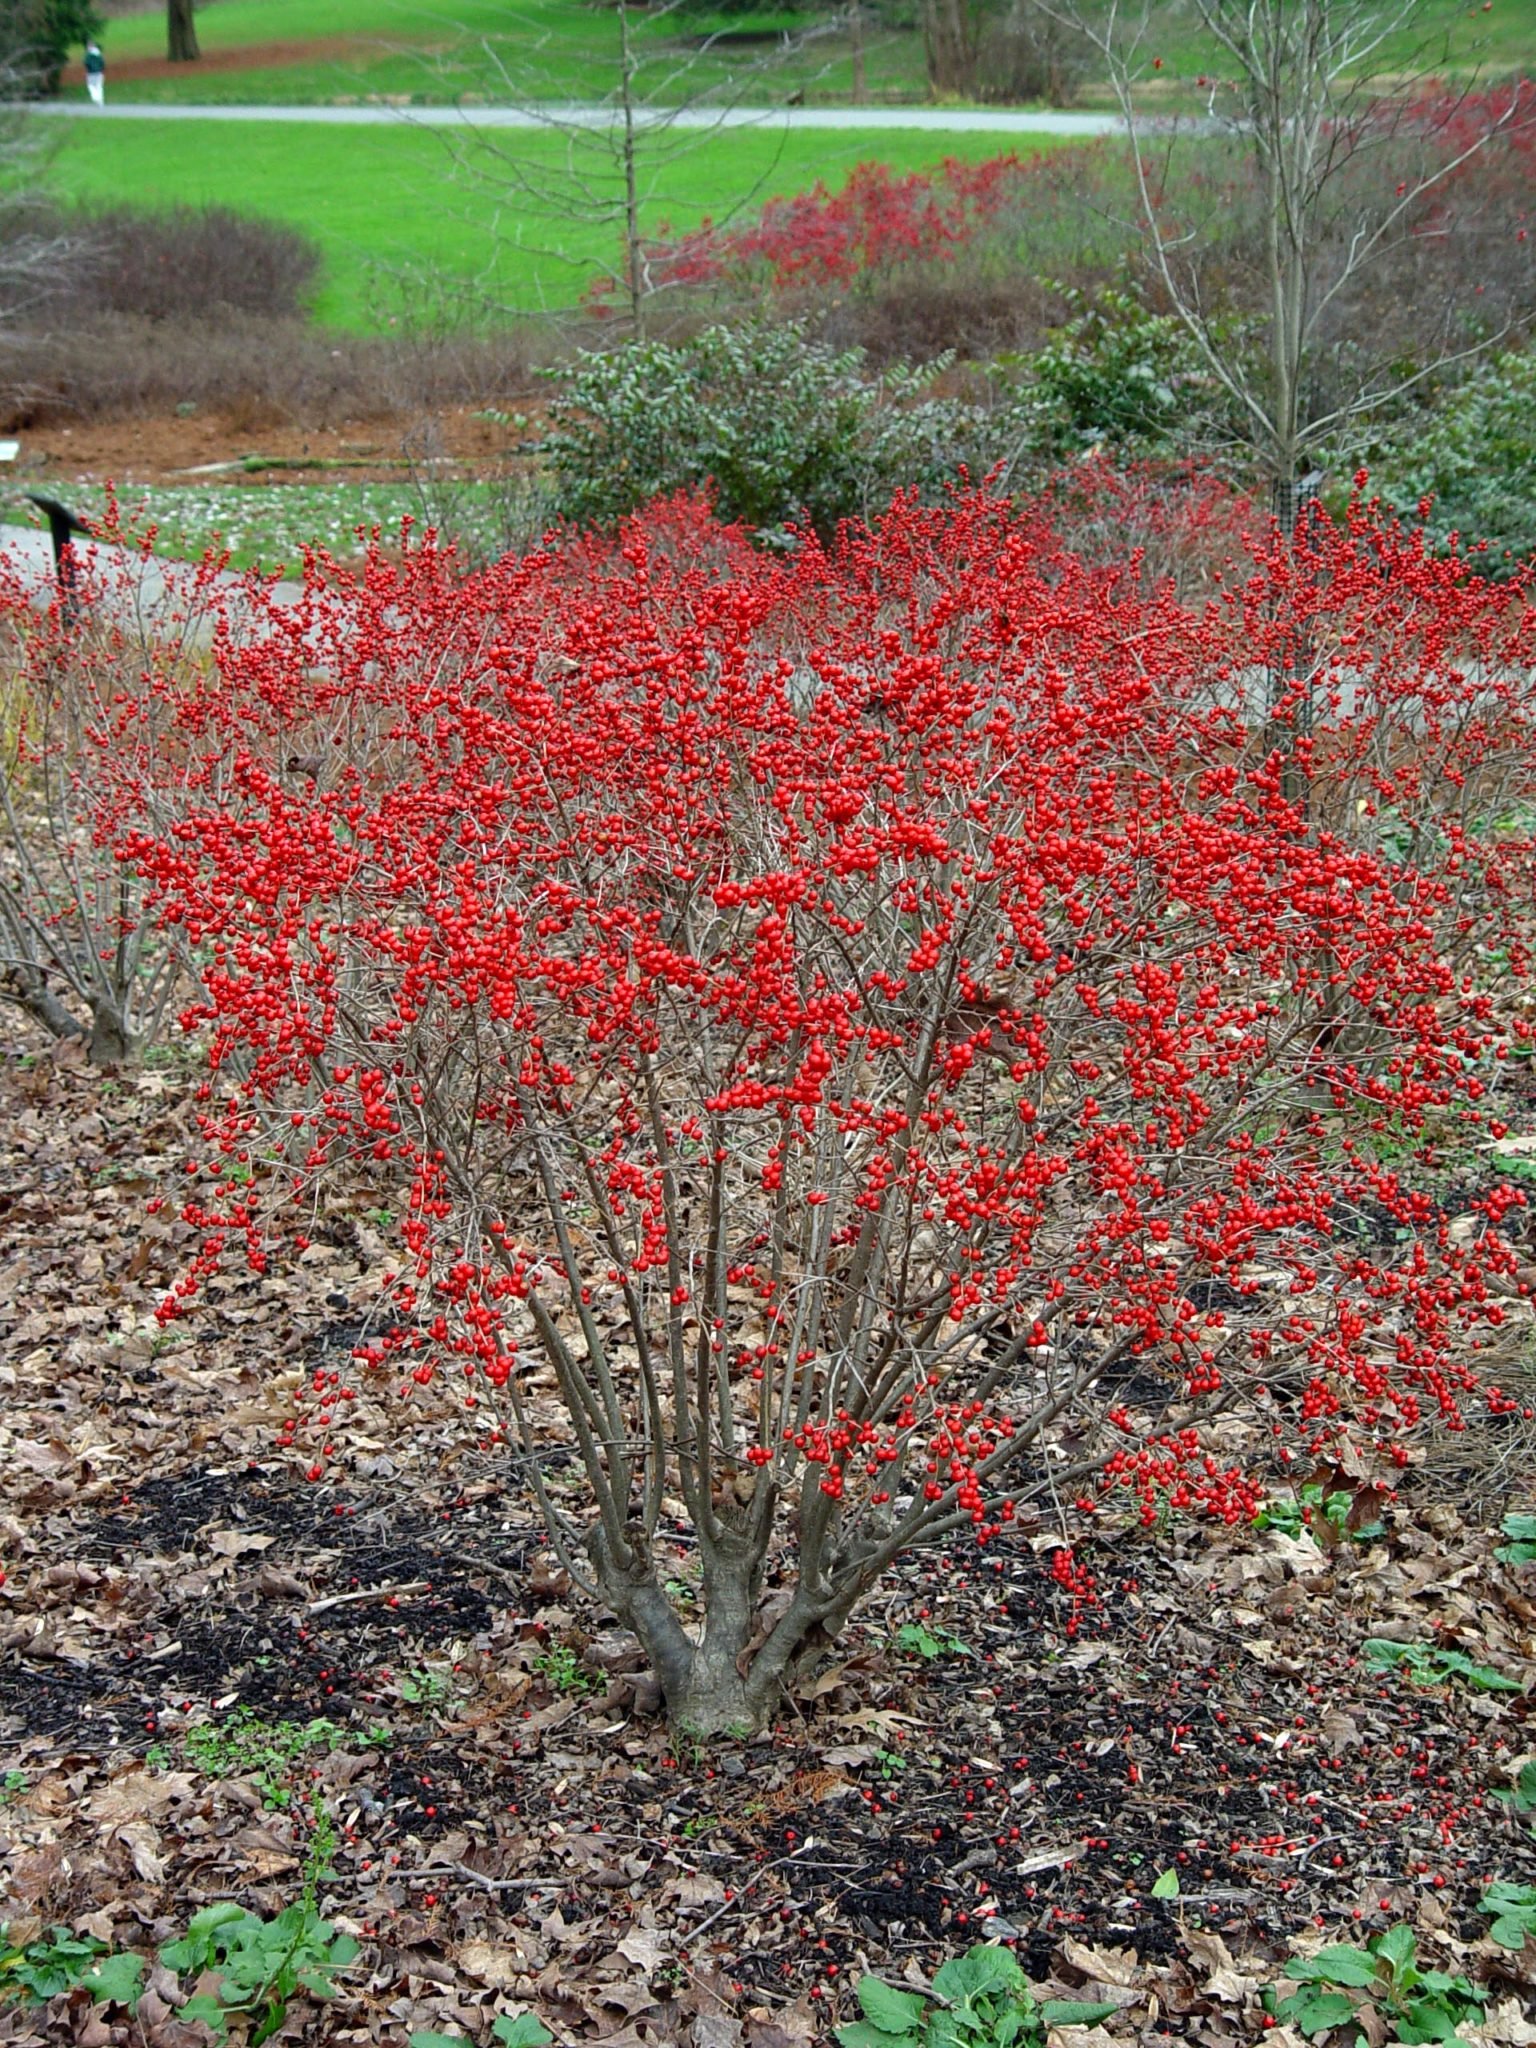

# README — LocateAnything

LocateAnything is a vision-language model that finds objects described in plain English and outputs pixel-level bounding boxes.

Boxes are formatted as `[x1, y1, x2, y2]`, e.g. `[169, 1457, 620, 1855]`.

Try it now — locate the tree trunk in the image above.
[922, 0, 978, 97]
[0, 963, 83, 1049]
[586, 1507, 836, 1739]
[167, 0, 199, 64]
[87, 998, 131, 1067]
[617, 0, 644, 337]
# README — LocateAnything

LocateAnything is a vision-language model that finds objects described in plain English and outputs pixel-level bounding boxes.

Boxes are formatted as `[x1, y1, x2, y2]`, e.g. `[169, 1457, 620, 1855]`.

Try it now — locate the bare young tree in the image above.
[1048, 0, 1536, 503]
[430, 0, 844, 337]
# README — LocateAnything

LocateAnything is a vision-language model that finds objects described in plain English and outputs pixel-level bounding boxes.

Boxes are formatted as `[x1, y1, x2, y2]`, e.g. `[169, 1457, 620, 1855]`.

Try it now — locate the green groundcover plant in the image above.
[1, 1904, 358, 2044]
[1481, 1881, 1536, 1950]
[1265, 1924, 1485, 2044]
[1361, 1639, 1523, 1693]
[1495, 1511, 1536, 1565]
[839, 1943, 1117, 2048]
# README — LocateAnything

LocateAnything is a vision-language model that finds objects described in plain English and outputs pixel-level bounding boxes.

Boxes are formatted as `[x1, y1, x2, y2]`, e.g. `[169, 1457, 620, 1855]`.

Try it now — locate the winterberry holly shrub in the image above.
[0, 520, 221, 1061]
[118, 486, 1535, 1736]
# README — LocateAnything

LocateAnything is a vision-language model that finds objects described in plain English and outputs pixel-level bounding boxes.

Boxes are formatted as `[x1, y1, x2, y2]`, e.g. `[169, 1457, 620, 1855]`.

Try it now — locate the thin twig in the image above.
[307, 1579, 429, 1614]
[385, 1862, 551, 1893]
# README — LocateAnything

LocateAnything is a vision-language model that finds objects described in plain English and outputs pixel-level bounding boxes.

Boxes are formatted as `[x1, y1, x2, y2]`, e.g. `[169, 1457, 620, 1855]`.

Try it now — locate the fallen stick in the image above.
[308, 1579, 430, 1614]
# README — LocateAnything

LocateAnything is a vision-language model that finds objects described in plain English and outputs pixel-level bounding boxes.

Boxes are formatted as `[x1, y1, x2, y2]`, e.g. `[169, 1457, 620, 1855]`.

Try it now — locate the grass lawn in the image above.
[83, 0, 1535, 110]
[83, 0, 930, 108]
[50, 114, 1070, 327]
[65, 478, 430, 570]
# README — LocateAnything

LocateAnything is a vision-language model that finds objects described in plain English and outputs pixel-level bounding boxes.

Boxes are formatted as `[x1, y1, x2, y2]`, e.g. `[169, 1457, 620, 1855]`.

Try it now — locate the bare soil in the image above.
[11, 406, 521, 492]
[60, 39, 388, 88]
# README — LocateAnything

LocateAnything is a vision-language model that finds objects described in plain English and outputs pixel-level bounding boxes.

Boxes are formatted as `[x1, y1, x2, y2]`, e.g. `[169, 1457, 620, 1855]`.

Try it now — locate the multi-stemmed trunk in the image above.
[167, 0, 199, 63]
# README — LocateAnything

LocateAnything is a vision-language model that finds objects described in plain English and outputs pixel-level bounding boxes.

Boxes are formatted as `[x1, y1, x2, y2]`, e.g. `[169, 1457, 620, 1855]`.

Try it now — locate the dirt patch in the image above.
[8, 405, 529, 491]
[61, 38, 389, 87]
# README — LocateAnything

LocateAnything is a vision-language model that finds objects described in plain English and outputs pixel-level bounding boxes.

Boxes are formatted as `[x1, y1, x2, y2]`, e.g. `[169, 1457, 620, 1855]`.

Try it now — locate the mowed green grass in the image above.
[50, 115, 1069, 327]
[81, 0, 1535, 109]
[80, 0, 929, 108]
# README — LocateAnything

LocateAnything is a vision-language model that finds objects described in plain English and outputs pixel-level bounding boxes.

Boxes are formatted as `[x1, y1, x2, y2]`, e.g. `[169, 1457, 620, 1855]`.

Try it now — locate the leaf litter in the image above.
[0, 1042, 1532, 2045]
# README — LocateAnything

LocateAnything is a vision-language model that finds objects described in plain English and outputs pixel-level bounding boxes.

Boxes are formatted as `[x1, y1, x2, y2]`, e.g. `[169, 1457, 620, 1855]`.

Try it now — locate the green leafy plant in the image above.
[1266, 1925, 1485, 2044]
[837, 1942, 1117, 2048]
[533, 1643, 599, 1695]
[186, 1707, 349, 1808]
[1482, 1882, 1536, 1950]
[1494, 1758, 1536, 1817]
[2, 1902, 357, 2043]
[1257, 1483, 1377, 1541]
[1362, 1639, 1522, 1693]
[997, 286, 1234, 469]
[301, 1798, 338, 1909]
[896, 1621, 974, 1662]
[77, 1951, 148, 2009]
[164, 1902, 358, 2046]
[397, 1667, 451, 1707]
[412, 2018, 552, 2048]
[1, 1926, 119, 2006]
[542, 321, 986, 541]
[1255, 1482, 1386, 1544]
[1369, 348, 1536, 576]
[0, 1770, 25, 1803]
[1495, 1512, 1536, 1566]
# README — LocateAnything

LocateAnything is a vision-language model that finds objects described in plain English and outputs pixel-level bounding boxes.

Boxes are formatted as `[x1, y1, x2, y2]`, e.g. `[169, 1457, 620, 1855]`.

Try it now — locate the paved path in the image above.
[27, 98, 1123, 134]
[0, 523, 303, 639]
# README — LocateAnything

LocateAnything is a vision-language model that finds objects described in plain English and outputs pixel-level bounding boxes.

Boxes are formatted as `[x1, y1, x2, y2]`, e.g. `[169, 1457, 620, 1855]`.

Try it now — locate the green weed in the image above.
[1265, 1924, 1485, 2044]
[1482, 1881, 1536, 1950]
[896, 1620, 974, 1662]
[1493, 1758, 1536, 1817]
[1, 1927, 119, 2006]
[396, 1667, 451, 1708]
[838, 1942, 1115, 2048]
[2, 1903, 358, 2045]
[164, 1902, 358, 2045]
[1362, 1639, 1522, 1693]
[1255, 1484, 1385, 1544]
[532, 1643, 598, 1695]
[186, 1706, 349, 1808]
[413, 2019, 552, 2048]
[1495, 1511, 1536, 1566]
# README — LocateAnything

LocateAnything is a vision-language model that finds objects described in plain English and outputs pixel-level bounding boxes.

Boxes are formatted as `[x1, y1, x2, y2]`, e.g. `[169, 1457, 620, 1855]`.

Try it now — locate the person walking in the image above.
[83, 40, 105, 107]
